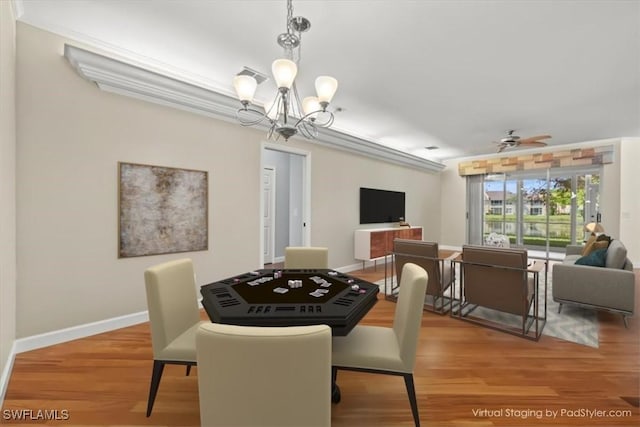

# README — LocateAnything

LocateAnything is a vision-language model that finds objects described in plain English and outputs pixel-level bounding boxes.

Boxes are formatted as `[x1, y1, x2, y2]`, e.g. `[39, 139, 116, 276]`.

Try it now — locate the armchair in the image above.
[392, 239, 458, 313]
[454, 245, 544, 340]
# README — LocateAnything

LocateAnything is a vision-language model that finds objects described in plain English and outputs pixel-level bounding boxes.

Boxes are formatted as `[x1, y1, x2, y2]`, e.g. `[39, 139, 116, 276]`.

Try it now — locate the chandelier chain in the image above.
[294, 30, 302, 64]
[286, 0, 293, 32]
[284, 0, 301, 63]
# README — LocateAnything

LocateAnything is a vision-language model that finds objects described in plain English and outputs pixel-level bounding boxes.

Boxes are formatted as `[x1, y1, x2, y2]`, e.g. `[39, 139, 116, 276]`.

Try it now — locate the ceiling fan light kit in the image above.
[232, 0, 337, 141]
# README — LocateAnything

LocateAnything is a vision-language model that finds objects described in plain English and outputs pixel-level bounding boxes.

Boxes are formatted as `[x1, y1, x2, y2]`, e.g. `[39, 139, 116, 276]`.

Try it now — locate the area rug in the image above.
[376, 273, 599, 347]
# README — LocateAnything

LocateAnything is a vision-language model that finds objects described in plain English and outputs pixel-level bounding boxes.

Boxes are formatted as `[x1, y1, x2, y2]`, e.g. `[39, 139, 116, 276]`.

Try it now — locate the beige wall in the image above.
[439, 140, 635, 260]
[439, 159, 467, 247]
[620, 138, 640, 263]
[0, 1, 17, 384]
[296, 139, 441, 264]
[15, 23, 442, 338]
[16, 23, 263, 338]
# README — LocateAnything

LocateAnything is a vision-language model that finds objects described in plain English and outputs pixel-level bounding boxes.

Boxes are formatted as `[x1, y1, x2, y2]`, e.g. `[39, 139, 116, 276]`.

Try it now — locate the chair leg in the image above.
[557, 303, 563, 314]
[331, 367, 341, 403]
[403, 374, 420, 427]
[623, 315, 629, 329]
[186, 365, 192, 376]
[146, 360, 165, 417]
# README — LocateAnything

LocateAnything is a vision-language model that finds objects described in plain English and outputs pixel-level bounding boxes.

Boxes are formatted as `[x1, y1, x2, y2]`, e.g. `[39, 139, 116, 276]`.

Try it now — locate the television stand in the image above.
[354, 226, 423, 270]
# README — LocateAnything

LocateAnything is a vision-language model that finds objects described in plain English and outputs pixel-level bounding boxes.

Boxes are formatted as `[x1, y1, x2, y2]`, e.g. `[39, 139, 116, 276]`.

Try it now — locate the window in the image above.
[473, 167, 601, 252]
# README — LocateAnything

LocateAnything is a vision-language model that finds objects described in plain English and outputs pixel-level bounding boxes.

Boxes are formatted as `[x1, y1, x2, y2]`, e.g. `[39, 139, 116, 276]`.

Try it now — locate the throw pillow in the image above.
[581, 233, 611, 256]
[583, 240, 610, 256]
[575, 248, 608, 267]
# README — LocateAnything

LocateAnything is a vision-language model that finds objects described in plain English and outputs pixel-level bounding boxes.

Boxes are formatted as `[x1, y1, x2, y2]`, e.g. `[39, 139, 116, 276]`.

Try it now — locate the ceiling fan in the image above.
[495, 130, 551, 152]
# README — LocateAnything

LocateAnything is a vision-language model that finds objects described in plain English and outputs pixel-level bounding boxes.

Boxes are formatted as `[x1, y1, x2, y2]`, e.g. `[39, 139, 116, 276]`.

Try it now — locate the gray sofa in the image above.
[552, 240, 635, 327]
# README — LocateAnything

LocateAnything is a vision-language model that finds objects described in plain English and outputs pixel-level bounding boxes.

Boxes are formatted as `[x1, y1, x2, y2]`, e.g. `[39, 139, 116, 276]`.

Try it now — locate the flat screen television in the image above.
[359, 187, 406, 224]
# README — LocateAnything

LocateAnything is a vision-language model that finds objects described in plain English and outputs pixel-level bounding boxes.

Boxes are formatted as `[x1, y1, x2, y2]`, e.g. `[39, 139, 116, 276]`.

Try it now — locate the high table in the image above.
[200, 268, 379, 336]
[200, 268, 380, 403]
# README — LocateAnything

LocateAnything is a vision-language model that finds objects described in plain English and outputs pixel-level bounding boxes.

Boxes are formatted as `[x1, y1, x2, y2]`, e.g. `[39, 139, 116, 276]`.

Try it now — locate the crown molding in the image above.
[64, 44, 445, 172]
[10, 0, 23, 19]
[310, 126, 444, 171]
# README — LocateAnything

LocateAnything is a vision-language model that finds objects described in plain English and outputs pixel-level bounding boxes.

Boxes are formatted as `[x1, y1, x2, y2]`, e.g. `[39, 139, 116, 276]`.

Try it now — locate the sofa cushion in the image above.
[575, 248, 607, 267]
[605, 240, 627, 269]
[563, 254, 582, 265]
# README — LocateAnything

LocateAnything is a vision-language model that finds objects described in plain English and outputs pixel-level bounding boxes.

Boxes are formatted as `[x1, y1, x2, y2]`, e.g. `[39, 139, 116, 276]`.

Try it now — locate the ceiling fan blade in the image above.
[497, 144, 507, 152]
[520, 140, 548, 147]
[519, 135, 551, 144]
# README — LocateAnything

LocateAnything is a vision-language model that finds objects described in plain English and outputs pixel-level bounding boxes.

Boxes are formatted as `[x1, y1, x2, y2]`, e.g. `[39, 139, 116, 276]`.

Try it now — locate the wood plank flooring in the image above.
[2, 265, 639, 426]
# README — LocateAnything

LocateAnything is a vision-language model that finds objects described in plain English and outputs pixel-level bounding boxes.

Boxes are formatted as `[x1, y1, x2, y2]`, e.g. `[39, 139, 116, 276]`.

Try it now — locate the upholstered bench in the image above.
[552, 240, 635, 327]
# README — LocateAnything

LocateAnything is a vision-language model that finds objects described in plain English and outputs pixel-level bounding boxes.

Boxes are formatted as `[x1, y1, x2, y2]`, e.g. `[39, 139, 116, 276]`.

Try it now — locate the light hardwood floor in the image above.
[3, 265, 639, 426]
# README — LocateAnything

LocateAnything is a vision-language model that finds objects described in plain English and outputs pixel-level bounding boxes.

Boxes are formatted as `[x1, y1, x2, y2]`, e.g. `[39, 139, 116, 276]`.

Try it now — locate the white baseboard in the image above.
[13, 310, 149, 354]
[1, 303, 214, 406]
[1, 311, 149, 406]
[335, 262, 365, 273]
[0, 341, 17, 405]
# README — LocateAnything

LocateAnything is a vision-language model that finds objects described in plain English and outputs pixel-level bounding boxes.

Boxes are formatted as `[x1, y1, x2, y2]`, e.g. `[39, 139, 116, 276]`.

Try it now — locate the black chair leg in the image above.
[557, 303, 563, 314]
[331, 367, 341, 403]
[146, 360, 165, 417]
[186, 365, 192, 376]
[403, 374, 420, 427]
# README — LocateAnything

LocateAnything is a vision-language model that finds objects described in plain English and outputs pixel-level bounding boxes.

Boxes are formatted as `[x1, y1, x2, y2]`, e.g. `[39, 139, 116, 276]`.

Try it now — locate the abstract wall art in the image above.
[118, 162, 208, 258]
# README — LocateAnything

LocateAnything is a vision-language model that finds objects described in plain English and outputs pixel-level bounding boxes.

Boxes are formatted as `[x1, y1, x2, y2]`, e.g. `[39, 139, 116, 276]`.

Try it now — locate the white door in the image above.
[263, 167, 276, 265]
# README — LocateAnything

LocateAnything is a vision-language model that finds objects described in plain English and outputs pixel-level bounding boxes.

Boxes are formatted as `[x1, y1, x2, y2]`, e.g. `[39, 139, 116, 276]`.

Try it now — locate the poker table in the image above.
[200, 268, 379, 336]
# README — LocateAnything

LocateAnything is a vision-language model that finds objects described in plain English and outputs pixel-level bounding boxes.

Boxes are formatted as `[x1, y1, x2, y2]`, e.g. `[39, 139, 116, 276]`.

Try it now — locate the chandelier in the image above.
[232, 0, 338, 141]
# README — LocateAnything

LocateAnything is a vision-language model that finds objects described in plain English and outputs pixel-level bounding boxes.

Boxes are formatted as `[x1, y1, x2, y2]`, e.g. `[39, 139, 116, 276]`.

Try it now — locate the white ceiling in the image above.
[15, 0, 640, 161]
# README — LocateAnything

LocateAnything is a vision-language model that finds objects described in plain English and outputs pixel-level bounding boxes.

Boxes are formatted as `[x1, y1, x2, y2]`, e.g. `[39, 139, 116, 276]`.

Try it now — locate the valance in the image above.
[458, 145, 613, 176]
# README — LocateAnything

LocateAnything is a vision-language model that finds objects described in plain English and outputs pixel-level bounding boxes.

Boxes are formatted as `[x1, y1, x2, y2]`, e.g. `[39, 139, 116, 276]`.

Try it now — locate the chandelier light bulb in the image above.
[272, 59, 298, 89]
[302, 96, 321, 119]
[315, 76, 338, 104]
[232, 75, 257, 102]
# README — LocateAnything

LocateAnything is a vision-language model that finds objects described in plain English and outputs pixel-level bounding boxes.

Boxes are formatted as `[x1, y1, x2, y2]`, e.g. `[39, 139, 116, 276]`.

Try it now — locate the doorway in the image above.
[263, 166, 276, 265]
[260, 142, 311, 266]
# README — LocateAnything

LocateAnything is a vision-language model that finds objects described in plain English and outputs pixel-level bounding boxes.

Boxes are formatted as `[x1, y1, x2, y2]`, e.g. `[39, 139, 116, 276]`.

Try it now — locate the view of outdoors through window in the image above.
[484, 170, 600, 252]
